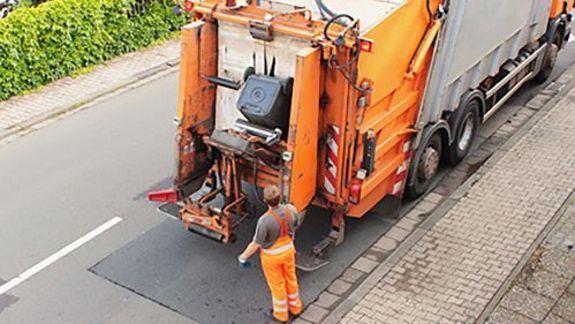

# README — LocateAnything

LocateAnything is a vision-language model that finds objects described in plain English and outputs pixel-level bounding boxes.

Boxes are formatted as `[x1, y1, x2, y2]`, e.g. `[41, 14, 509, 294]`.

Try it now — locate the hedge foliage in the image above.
[0, 0, 188, 100]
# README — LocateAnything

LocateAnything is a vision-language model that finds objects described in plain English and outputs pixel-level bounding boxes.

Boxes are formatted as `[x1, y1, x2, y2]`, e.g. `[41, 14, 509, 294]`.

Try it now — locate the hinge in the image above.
[249, 20, 273, 42]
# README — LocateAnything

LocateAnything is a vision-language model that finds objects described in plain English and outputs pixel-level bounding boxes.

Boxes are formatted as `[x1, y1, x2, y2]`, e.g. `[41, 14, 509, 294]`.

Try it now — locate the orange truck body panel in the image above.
[344, 0, 441, 217]
[550, 0, 574, 17]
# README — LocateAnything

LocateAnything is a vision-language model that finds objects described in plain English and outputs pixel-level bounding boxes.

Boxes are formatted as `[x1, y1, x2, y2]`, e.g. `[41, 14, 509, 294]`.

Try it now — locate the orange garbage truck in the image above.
[149, 0, 573, 270]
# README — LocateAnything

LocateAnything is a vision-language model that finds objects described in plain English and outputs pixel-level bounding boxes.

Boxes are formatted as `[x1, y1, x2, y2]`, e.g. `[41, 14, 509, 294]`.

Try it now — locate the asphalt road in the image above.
[0, 37, 574, 324]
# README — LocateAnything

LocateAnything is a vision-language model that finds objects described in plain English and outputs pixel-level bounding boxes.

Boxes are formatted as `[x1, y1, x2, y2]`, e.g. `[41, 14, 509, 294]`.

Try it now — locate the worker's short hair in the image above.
[263, 185, 281, 208]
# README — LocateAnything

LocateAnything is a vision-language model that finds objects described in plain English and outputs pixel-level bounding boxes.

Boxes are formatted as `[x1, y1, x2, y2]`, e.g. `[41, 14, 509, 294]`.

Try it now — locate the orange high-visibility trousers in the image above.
[260, 208, 303, 322]
[261, 236, 302, 322]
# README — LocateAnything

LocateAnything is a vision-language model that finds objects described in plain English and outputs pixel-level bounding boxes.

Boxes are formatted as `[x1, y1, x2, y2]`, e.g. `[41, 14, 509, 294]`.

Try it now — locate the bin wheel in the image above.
[405, 132, 442, 199]
[448, 100, 480, 165]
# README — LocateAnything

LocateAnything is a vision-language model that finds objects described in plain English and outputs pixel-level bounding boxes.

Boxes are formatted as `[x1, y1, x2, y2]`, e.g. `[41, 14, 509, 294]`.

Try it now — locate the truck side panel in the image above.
[345, 0, 442, 217]
[419, 0, 552, 126]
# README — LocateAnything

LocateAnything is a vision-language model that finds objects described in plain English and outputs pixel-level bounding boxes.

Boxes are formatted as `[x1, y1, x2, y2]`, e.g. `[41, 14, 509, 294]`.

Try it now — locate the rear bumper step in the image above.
[188, 224, 226, 242]
[157, 202, 181, 220]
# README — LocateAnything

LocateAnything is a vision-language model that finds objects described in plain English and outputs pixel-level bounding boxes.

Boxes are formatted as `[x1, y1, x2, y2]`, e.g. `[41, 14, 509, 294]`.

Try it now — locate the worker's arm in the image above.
[239, 242, 261, 261]
[238, 216, 266, 262]
[289, 204, 306, 229]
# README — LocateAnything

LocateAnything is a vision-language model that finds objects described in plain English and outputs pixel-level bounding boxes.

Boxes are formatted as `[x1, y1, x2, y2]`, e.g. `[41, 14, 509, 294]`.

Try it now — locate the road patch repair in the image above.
[90, 207, 394, 323]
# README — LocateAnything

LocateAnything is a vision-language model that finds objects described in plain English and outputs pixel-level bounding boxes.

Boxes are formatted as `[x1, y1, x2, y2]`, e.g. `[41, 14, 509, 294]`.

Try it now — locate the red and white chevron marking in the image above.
[324, 125, 340, 195]
[392, 140, 413, 196]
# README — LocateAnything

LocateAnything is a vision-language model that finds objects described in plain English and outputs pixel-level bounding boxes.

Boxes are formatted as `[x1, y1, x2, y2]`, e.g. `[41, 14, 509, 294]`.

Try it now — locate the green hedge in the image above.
[0, 0, 187, 100]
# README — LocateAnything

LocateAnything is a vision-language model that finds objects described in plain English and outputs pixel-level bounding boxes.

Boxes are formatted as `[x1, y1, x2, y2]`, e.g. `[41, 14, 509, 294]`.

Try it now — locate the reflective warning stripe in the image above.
[323, 125, 340, 195]
[289, 300, 300, 306]
[273, 306, 288, 312]
[288, 292, 299, 300]
[273, 298, 287, 306]
[392, 140, 413, 196]
[262, 242, 294, 255]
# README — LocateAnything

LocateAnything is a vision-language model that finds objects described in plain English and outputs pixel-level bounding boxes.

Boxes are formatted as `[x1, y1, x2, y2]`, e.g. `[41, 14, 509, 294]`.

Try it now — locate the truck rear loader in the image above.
[149, 0, 574, 271]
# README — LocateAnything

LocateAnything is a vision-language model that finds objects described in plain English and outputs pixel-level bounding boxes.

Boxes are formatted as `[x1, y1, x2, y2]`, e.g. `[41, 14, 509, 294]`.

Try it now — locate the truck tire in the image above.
[533, 42, 559, 84]
[447, 100, 480, 165]
[405, 132, 443, 199]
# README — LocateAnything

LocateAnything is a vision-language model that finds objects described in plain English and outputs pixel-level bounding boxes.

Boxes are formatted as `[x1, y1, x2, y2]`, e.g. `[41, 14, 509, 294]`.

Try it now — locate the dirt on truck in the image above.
[149, 0, 574, 271]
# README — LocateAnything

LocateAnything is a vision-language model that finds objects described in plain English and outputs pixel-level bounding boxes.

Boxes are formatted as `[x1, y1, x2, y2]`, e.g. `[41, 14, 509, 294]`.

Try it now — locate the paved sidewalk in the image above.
[327, 83, 575, 323]
[0, 39, 180, 140]
[486, 198, 575, 324]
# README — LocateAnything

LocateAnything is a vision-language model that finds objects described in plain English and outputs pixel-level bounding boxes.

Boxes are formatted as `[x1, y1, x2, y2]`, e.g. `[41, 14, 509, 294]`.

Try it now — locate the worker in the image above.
[238, 184, 304, 323]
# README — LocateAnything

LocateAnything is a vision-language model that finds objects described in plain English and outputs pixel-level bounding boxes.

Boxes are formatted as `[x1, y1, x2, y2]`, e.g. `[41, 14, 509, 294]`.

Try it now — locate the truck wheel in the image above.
[533, 42, 559, 84]
[405, 132, 442, 199]
[448, 100, 480, 165]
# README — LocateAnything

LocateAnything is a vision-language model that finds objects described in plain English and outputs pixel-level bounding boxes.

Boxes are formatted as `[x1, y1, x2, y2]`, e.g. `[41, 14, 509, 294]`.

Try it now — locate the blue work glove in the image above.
[238, 256, 251, 269]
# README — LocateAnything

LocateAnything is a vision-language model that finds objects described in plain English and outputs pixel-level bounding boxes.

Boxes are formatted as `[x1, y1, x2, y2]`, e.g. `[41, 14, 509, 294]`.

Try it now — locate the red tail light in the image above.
[148, 189, 178, 203]
[360, 39, 374, 53]
[349, 181, 362, 204]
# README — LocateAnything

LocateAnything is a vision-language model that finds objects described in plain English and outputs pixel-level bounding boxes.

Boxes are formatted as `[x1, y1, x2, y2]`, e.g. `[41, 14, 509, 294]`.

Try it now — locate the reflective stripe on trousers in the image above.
[262, 242, 294, 255]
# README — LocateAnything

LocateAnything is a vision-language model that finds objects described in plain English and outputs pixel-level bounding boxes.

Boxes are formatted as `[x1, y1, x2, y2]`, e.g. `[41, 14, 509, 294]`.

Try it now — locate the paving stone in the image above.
[542, 313, 572, 324]
[551, 293, 575, 322]
[395, 217, 419, 232]
[424, 192, 444, 204]
[524, 269, 571, 300]
[363, 247, 387, 262]
[405, 208, 427, 222]
[540, 249, 575, 279]
[314, 292, 340, 309]
[385, 227, 411, 242]
[327, 279, 352, 296]
[500, 286, 554, 321]
[374, 236, 398, 251]
[414, 200, 438, 213]
[291, 318, 312, 324]
[300, 304, 329, 323]
[568, 279, 575, 295]
[486, 307, 538, 324]
[526, 94, 552, 110]
[352, 257, 379, 273]
[340, 268, 365, 284]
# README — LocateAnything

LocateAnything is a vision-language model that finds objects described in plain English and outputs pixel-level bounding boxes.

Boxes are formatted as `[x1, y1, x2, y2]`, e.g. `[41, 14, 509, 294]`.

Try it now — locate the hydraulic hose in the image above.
[314, 0, 336, 18]
[323, 13, 355, 41]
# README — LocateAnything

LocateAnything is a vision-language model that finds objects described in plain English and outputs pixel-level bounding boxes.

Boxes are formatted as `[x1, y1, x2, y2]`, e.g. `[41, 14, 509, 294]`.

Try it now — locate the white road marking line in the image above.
[0, 216, 122, 296]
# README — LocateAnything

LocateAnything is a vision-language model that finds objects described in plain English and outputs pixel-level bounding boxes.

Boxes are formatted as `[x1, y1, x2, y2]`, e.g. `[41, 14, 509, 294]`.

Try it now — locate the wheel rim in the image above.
[457, 114, 474, 152]
[419, 146, 440, 181]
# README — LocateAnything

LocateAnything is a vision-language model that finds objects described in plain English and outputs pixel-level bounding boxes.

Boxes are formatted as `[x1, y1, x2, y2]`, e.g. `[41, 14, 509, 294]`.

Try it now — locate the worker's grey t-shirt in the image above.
[253, 204, 303, 249]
